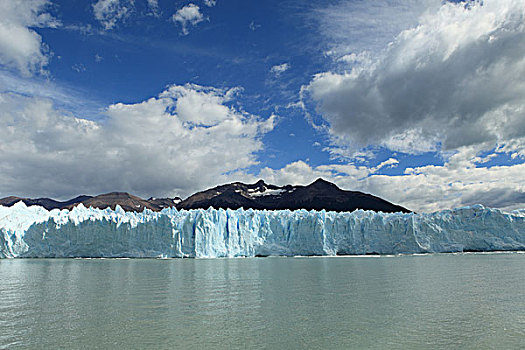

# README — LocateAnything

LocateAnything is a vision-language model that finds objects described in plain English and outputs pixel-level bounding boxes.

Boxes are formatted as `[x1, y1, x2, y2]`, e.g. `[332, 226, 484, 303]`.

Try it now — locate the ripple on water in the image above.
[0, 254, 524, 349]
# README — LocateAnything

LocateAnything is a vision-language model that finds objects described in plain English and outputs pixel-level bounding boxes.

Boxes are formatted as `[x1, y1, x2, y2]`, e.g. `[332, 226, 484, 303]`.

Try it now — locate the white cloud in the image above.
[270, 63, 290, 76]
[245, 150, 525, 212]
[171, 4, 205, 35]
[0, 85, 275, 199]
[72, 63, 86, 73]
[203, 0, 216, 7]
[0, 0, 59, 76]
[306, 0, 525, 158]
[372, 158, 398, 172]
[249, 20, 260, 31]
[0, 68, 102, 118]
[92, 0, 134, 30]
[146, 0, 160, 16]
[315, 0, 439, 59]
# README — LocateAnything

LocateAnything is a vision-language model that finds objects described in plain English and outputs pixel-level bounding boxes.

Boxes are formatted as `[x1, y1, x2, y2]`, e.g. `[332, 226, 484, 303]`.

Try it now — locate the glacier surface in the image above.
[0, 202, 524, 258]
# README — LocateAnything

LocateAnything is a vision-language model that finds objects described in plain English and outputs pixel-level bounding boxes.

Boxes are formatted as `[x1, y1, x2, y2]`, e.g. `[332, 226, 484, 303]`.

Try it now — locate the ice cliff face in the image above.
[1, 202, 524, 258]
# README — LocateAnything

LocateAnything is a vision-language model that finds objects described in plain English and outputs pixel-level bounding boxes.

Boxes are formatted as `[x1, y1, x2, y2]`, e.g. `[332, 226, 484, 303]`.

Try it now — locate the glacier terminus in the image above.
[1, 202, 524, 258]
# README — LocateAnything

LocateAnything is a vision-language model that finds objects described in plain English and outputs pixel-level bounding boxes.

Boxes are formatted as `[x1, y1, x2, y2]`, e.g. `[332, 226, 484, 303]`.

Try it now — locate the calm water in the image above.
[0, 254, 524, 349]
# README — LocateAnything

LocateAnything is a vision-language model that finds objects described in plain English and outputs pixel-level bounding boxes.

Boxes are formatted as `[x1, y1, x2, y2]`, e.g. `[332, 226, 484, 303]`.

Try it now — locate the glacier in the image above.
[0, 202, 524, 258]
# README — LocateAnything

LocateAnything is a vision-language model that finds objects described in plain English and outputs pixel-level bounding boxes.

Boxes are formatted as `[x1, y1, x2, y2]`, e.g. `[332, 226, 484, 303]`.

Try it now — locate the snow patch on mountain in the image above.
[249, 188, 286, 197]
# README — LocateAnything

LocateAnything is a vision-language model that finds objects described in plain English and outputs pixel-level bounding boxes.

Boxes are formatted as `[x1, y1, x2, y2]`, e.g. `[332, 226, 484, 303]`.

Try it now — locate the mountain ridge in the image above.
[0, 179, 410, 213]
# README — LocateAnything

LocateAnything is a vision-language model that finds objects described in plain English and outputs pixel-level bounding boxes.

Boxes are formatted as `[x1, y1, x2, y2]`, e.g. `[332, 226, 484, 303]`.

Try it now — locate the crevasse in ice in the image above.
[0, 202, 524, 258]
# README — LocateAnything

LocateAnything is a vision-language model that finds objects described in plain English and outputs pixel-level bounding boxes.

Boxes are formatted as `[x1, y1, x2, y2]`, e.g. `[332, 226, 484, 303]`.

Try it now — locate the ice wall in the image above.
[1, 202, 524, 258]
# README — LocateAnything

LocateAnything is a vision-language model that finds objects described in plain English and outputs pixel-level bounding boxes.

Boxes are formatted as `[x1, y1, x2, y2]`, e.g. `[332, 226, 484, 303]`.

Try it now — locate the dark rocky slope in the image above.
[177, 178, 410, 213]
[0, 179, 409, 213]
[0, 195, 92, 210]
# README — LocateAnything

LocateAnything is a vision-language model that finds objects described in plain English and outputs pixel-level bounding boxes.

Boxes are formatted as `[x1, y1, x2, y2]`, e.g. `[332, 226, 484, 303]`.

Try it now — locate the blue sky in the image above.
[0, 0, 524, 212]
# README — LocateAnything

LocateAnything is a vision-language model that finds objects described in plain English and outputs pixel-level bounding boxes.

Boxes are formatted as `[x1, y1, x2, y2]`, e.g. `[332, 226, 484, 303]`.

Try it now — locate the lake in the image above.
[1, 253, 524, 349]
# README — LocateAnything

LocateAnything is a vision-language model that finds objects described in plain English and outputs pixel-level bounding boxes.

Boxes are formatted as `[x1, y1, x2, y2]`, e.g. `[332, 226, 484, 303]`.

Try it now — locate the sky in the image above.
[0, 0, 524, 212]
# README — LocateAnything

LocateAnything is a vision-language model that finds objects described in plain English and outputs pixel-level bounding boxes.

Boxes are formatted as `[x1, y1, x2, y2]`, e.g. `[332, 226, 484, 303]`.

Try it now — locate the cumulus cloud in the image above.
[92, 0, 134, 30]
[0, 85, 275, 199]
[306, 0, 525, 158]
[270, 63, 290, 77]
[171, 4, 205, 35]
[246, 149, 525, 212]
[203, 0, 216, 7]
[0, 0, 59, 76]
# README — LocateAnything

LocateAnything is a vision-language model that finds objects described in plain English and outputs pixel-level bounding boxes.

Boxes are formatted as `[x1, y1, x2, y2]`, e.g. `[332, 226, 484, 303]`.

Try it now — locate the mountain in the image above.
[0, 193, 181, 212]
[0, 195, 92, 210]
[62, 192, 182, 212]
[64, 192, 179, 212]
[176, 178, 410, 213]
[0, 179, 409, 213]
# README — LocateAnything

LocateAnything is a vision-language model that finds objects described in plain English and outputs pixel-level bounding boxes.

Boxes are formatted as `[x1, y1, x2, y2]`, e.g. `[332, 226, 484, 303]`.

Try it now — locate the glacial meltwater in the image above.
[1, 254, 524, 349]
